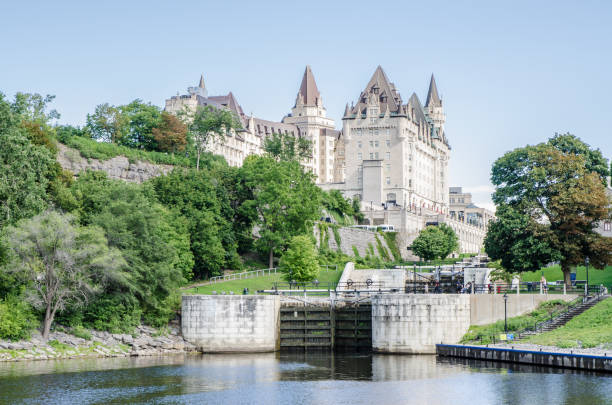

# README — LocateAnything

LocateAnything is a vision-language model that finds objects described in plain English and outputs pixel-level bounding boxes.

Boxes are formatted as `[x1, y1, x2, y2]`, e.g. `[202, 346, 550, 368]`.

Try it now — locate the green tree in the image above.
[548, 132, 609, 183]
[152, 168, 236, 279]
[69, 171, 192, 325]
[438, 223, 459, 258]
[237, 156, 322, 268]
[86, 103, 130, 144]
[3, 211, 125, 340]
[263, 132, 312, 162]
[279, 235, 319, 282]
[121, 99, 162, 149]
[0, 94, 56, 228]
[10, 92, 60, 124]
[487, 136, 612, 286]
[181, 105, 240, 170]
[411, 226, 449, 261]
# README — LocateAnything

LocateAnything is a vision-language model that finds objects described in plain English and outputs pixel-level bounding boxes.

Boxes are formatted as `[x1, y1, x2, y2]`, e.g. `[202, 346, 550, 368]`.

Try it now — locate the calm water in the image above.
[0, 353, 610, 405]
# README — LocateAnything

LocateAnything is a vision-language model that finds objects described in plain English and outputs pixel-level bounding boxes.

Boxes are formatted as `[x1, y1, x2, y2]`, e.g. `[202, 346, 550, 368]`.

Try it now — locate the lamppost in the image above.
[503, 293, 508, 333]
[585, 257, 590, 297]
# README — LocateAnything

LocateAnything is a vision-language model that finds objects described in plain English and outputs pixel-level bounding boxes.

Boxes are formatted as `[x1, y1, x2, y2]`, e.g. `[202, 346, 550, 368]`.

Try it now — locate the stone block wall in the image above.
[371, 294, 471, 354]
[314, 225, 394, 259]
[182, 295, 280, 352]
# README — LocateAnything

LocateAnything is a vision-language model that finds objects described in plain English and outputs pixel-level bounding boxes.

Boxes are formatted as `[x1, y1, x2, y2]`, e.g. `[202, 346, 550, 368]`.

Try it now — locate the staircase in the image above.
[516, 294, 609, 340]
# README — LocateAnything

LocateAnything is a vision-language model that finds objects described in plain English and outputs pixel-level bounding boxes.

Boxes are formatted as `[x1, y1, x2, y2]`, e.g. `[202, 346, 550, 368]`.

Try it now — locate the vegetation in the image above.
[520, 264, 612, 286]
[263, 131, 312, 163]
[279, 236, 320, 282]
[525, 298, 612, 348]
[485, 134, 612, 286]
[461, 300, 571, 344]
[411, 225, 459, 261]
[4, 211, 125, 340]
[0, 295, 38, 341]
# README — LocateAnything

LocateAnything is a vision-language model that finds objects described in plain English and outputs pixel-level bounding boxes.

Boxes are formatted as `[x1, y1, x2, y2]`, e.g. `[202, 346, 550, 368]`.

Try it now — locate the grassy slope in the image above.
[520, 265, 612, 286]
[460, 300, 571, 344]
[525, 298, 612, 349]
[183, 270, 343, 295]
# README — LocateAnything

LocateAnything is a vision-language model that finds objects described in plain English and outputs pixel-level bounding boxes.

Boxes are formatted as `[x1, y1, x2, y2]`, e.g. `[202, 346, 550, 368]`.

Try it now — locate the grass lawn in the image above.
[182, 270, 343, 295]
[525, 298, 612, 349]
[460, 300, 571, 345]
[520, 265, 612, 287]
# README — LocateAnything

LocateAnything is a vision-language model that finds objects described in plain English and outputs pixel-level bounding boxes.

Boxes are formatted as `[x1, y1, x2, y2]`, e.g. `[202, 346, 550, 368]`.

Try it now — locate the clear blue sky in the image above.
[2, 0, 611, 210]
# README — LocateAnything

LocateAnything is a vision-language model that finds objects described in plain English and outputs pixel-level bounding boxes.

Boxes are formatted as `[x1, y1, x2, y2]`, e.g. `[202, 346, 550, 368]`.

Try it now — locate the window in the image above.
[386, 140, 390, 147]
[386, 177, 390, 185]
[386, 128, 390, 136]
[369, 141, 373, 147]
[375, 152, 379, 159]
[605, 222, 612, 231]
[386, 164, 390, 171]
[385, 152, 390, 160]
[358, 141, 362, 148]
[370, 153, 374, 159]
[375, 141, 379, 147]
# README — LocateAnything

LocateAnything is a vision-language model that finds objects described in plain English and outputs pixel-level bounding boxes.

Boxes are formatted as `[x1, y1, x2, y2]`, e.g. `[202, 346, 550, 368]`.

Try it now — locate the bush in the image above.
[0, 296, 37, 341]
[71, 325, 92, 340]
[280, 235, 319, 282]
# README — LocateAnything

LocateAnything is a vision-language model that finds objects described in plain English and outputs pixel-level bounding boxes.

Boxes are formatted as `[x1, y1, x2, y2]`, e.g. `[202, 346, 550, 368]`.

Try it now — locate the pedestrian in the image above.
[541, 275, 547, 294]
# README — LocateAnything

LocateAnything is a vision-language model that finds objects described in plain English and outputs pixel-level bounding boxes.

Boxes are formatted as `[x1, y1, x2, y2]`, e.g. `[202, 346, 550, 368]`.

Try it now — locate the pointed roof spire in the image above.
[344, 103, 350, 117]
[425, 74, 441, 107]
[198, 74, 205, 89]
[297, 65, 321, 106]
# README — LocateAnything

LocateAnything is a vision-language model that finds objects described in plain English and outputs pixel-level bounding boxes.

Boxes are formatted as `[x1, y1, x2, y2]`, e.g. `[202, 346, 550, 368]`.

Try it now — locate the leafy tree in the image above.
[86, 103, 130, 144]
[548, 132, 609, 183]
[152, 169, 233, 279]
[120, 99, 162, 149]
[279, 235, 319, 282]
[10, 92, 60, 124]
[438, 223, 459, 258]
[237, 156, 321, 268]
[263, 132, 312, 162]
[411, 226, 449, 261]
[152, 111, 187, 153]
[487, 136, 612, 286]
[0, 94, 56, 228]
[69, 171, 192, 325]
[181, 105, 240, 170]
[322, 190, 363, 223]
[3, 211, 125, 340]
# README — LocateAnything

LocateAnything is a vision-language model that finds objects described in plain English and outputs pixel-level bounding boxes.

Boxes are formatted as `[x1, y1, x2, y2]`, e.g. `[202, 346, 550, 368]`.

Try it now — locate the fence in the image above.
[209, 264, 339, 284]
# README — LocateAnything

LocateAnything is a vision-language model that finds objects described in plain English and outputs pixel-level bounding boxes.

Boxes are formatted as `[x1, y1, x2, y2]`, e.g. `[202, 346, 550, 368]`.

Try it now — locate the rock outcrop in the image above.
[57, 143, 174, 183]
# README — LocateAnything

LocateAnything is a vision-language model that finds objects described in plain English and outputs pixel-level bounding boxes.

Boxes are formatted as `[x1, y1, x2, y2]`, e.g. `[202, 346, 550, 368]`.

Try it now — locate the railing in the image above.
[209, 264, 339, 283]
[457, 282, 606, 295]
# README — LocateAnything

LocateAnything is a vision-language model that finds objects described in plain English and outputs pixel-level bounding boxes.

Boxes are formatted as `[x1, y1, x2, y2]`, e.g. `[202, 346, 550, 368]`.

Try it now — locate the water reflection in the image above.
[0, 353, 610, 405]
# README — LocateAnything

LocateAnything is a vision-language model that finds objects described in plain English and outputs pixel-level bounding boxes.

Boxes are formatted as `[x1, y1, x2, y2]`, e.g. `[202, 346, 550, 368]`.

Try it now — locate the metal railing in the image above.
[208, 264, 339, 284]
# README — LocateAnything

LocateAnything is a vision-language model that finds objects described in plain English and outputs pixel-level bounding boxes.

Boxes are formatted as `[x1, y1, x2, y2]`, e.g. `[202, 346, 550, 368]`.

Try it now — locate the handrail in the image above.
[209, 264, 338, 283]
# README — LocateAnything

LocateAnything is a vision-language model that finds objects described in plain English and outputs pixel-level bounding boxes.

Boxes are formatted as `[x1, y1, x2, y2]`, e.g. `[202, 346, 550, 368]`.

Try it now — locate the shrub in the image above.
[280, 235, 319, 282]
[0, 296, 37, 341]
[71, 325, 92, 340]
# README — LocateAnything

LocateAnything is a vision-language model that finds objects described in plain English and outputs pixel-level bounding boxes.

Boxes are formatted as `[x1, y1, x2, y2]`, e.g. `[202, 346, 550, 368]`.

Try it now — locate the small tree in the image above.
[263, 132, 312, 162]
[4, 211, 125, 340]
[181, 105, 240, 170]
[152, 111, 187, 153]
[86, 103, 129, 144]
[438, 223, 459, 258]
[411, 226, 448, 261]
[279, 235, 319, 282]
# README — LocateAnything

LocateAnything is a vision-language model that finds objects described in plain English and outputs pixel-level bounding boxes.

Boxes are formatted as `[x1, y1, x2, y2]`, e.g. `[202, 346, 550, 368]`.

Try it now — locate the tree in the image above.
[86, 103, 129, 143]
[237, 156, 322, 268]
[487, 136, 612, 286]
[10, 92, 60, 124]
[69, 171, 192, 325]
[3, 211, 125, 340]
[0, 94, 56, 228]
[181, 105, 240, 170]
[411, 226, 449, 261]
[279, 235, 319, 282]
[548, 132, 609, 183]
[152, 111, 187, 153]
[438, 223, 459, 258]
[263, 132, 312, 162]
[120, 99, 162, 149]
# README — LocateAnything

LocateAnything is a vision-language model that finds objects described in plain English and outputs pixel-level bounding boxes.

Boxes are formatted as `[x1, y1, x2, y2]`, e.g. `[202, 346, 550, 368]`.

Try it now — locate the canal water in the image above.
[0, 353, 610, 404]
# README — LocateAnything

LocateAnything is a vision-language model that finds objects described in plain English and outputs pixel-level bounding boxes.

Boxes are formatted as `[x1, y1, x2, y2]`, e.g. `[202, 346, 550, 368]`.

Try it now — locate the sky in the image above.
[2, 0, 611, 211]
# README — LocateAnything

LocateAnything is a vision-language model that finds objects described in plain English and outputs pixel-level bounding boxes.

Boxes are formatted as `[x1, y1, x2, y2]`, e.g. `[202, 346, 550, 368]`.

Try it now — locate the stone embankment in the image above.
[0, 325, 198, 362]
[57, 143, 174, 183]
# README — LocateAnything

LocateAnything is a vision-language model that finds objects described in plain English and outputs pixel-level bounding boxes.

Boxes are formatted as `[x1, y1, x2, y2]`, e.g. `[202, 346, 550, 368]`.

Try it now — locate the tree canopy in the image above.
[263, 131, 312, 162]
[279, 235, 319, 282]
[486, 135, 612, 285]
[411, 225, 456, 261]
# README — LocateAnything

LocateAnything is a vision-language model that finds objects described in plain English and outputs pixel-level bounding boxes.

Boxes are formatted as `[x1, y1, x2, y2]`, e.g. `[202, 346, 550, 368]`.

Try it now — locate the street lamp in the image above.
[503, 293, 508, 333]
[585, 257, 590, 297]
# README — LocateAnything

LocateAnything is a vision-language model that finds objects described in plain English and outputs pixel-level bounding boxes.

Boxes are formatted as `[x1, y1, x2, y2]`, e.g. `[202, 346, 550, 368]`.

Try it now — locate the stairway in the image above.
[516, 295, 609, 340]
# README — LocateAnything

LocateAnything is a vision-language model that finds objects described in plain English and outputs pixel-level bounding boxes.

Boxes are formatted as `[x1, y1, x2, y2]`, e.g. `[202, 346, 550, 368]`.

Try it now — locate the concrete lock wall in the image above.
[469, 294, 578, 326]
[372, 294, 471, 354]
[182, 295, 280, 352]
